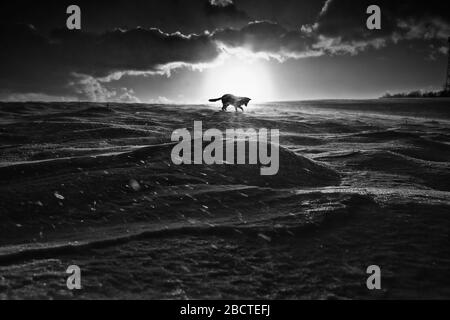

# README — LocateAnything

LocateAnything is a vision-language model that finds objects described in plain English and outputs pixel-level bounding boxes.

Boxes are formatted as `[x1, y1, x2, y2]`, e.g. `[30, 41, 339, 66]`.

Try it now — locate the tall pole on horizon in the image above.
[445, 37, 450, 92]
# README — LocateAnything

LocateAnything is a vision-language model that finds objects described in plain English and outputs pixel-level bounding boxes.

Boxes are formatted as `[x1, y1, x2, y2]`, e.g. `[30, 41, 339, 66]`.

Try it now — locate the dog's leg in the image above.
[237, 106, 244, 112]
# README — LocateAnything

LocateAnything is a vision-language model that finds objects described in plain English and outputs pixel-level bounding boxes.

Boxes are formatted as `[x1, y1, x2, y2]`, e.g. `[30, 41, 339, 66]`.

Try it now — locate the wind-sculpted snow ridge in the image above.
[0, 100, 449, 299]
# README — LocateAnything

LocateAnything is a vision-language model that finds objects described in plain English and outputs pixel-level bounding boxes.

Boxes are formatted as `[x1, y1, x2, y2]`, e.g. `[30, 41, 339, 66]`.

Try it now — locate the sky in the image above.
[0, 0, 449, 103]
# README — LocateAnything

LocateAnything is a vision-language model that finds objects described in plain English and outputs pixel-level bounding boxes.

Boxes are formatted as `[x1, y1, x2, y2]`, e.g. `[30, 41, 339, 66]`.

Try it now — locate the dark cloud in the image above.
[54, 27, 221, 77]
[313, 0, 450, 53]
[0, 0, 250, 34]
[235, 0, 326, 30]
[0, 24, 222, 100]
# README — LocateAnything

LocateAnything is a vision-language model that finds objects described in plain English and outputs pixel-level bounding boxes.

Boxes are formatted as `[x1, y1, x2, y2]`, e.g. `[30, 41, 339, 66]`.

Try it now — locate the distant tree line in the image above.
[381, 90, 450, 98]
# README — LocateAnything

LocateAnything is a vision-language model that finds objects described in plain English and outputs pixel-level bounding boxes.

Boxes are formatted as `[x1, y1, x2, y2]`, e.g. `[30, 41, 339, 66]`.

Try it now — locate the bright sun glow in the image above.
[202, 56, 274, 103]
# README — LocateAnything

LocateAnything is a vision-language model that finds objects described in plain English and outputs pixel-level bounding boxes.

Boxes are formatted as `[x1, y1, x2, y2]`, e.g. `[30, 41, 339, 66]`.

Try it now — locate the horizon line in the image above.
[3, 96, 450, 104]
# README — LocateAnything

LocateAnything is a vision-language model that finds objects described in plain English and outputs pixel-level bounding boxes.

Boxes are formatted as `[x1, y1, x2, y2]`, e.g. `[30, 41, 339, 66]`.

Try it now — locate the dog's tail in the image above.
[208, 97, 222, 102]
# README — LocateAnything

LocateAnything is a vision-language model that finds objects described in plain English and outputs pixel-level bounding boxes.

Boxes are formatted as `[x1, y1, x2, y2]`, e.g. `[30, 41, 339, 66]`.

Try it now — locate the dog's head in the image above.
[244, 98, 251, 106]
